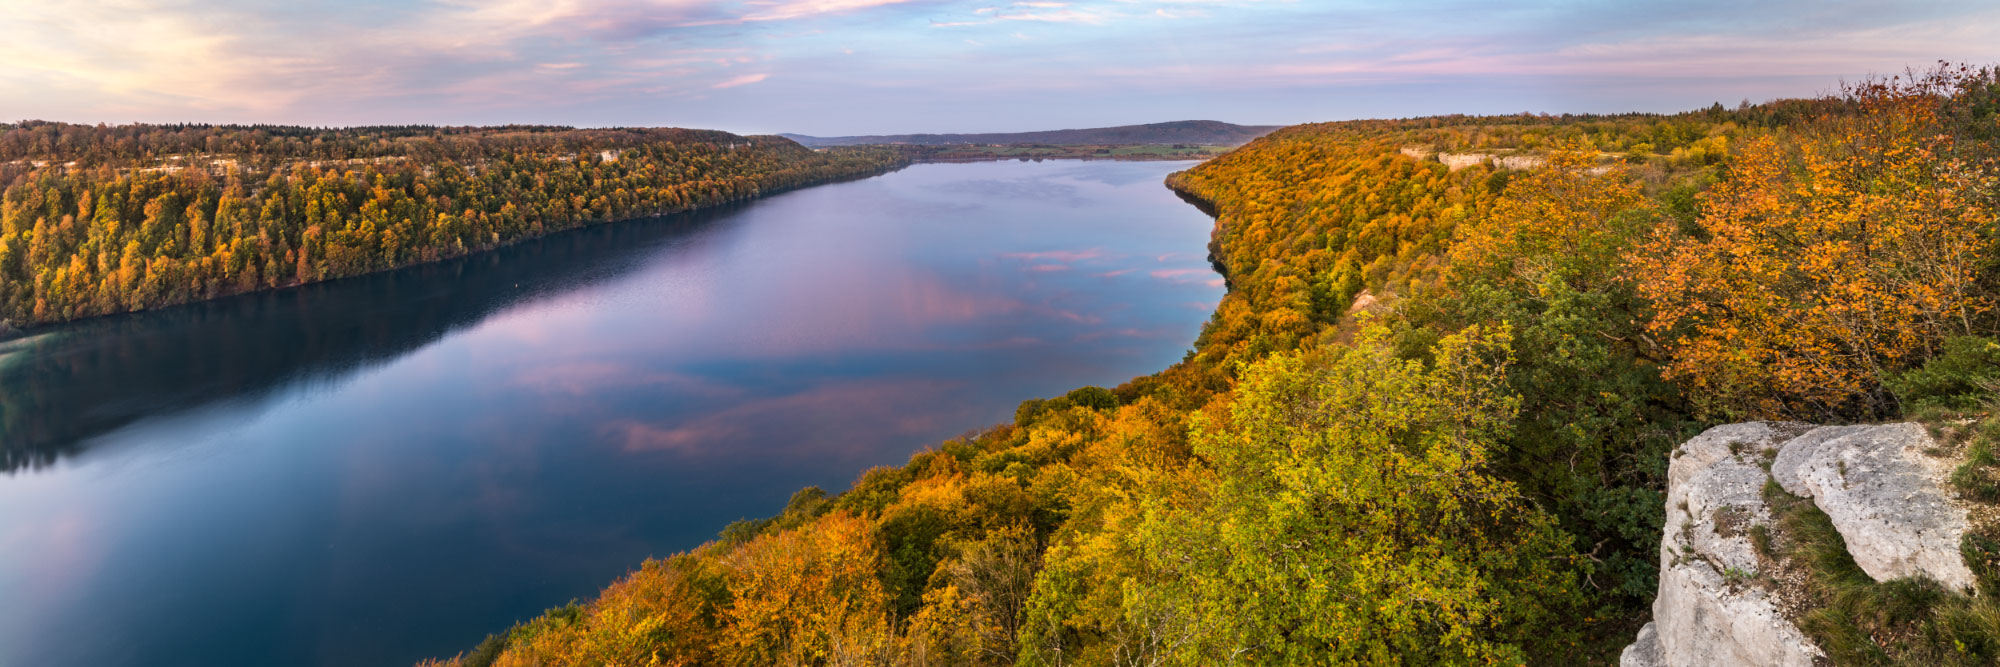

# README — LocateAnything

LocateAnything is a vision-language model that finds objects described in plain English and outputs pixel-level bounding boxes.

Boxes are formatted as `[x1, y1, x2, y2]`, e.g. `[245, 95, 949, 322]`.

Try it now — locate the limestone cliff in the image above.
[1622, 421, 1984, 666]
[1396, 146, 1615, 173]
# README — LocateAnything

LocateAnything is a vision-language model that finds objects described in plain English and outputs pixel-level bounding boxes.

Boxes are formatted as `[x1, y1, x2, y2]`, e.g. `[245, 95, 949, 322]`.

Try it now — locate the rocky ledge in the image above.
[1622, 421, 1977, 666]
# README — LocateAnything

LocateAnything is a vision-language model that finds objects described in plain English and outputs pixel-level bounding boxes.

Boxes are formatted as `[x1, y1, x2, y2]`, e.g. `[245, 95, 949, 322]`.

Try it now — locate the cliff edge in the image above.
[1624, 421, 1991, 666]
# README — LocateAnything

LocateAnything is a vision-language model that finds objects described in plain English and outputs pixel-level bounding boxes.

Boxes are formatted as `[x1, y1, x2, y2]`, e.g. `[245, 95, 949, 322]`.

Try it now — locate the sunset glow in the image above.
[6, 0, 1998, 132]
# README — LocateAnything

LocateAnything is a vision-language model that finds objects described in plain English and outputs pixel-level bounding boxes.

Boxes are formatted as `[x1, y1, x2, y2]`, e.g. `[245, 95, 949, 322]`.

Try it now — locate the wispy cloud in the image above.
[712, 72, 770, 88]
[995, 9, 1105, 23]
[739, 0, 927, 22]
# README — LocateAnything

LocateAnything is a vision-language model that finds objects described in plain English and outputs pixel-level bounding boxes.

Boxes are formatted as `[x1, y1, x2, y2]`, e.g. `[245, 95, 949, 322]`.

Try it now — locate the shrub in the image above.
[1888, 336, 2000, 411]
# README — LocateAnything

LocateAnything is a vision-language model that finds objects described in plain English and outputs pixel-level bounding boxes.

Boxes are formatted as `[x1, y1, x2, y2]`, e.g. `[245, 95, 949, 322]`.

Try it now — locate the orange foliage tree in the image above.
[718, 512, 893, 666]
[1634, 72, 1997, 418]
[1444, 147, 1645, 292]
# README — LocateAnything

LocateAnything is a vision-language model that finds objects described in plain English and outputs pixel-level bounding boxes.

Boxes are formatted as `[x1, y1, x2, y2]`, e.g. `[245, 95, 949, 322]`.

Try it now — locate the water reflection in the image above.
[0, 160, 1222, 667]
[0, 204, 749, 472]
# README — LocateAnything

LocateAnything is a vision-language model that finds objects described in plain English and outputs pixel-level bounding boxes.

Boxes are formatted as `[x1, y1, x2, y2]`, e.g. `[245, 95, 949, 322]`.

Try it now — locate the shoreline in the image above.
[0, 161, 910, 343]
[424, 158, 1237, 665]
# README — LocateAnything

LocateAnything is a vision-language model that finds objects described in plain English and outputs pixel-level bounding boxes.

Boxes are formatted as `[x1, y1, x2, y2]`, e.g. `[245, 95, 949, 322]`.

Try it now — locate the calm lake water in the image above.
[0, 160, 1222, 667]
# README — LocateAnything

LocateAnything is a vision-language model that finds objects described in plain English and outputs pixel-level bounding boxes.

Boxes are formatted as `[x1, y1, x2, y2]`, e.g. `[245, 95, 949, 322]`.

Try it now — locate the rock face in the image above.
[1624, 421, 1978, 665]
[1631, 422, 1823, 667]
[1436, 152, 1548, 171]
[1424, 150, 1613, 174]
[1771, 423, 1978, 592]
[1619, 622, 1663, 666]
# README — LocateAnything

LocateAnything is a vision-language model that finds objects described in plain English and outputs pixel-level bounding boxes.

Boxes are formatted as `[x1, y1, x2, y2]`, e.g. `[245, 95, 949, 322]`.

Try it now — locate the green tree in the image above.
[1132, 325, 1588, 665]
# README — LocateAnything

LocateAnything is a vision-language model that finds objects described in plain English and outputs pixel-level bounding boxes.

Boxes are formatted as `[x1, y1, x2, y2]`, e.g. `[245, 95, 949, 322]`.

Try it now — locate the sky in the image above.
[3, 0, 1999, 136]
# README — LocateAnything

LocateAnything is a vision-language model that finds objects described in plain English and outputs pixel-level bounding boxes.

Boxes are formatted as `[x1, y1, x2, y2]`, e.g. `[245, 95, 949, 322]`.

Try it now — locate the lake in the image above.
[0, 159, 1223, 666]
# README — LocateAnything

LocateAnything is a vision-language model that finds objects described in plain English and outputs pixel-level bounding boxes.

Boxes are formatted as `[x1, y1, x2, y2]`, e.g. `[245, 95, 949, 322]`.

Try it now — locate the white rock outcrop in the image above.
[1436, 152, 1549, 171]
[1771, 423, 1977, 592]
[1630, 422, 1822, 667]
[1626, 421, 1980, 665]
[1429, 151, 1612, 174]
[1437, 152, 1491, 171]
[1620, 622, 1662, 666]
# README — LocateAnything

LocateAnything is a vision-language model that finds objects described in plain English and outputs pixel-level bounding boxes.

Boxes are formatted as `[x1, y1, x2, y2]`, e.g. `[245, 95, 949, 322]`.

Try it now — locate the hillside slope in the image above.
[431, 65, 2000, 666]
[0, 124, 906, 331]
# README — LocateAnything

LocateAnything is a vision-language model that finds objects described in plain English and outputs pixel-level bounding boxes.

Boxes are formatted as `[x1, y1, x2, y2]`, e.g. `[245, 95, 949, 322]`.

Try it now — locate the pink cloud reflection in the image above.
[1001, 248, 1104, 262]
[1074, 326, 1173, 342]
[1150, 267, 1222, 286]
[0, 508, 104, 616]
[602, 378, 970, 458]
[511, 362, 742, 398]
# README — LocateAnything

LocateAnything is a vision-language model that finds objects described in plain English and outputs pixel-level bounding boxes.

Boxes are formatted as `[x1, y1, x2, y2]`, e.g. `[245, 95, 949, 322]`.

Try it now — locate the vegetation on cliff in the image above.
[433, 64, 2000, 666]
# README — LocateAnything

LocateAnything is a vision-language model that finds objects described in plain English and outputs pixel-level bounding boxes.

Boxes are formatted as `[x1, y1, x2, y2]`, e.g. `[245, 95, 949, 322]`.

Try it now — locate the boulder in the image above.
[1771, 423, 1977, 592]
[1619, 622, 1662, 667]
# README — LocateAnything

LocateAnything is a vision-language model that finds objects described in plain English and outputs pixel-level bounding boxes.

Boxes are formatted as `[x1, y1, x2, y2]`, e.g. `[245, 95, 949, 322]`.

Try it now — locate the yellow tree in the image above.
[720, 512, 893, 667]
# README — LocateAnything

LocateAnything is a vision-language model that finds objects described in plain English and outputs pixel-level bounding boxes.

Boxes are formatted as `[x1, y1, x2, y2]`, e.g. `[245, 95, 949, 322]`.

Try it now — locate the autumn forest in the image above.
[0, 124, 905, 330]
[348, 66, 2000, 666]
[9, 39, 2000, 667]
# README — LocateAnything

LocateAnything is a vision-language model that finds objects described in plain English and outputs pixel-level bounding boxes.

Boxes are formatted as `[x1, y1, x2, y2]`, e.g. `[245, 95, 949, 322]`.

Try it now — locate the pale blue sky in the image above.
[3, 0, 1997, 135]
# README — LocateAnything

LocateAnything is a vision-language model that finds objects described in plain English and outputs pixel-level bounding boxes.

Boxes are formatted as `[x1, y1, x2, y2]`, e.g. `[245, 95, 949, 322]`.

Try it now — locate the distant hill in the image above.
[781, 120, 1280, 147]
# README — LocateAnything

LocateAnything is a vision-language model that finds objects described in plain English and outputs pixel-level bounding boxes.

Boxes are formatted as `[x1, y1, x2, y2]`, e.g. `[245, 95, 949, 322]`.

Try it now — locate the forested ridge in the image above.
[427, 64, 2000, 666]
[0, 123, 906, 331]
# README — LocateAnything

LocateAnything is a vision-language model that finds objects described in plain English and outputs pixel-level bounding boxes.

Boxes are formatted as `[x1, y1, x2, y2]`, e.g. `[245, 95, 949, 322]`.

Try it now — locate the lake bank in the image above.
[0, 160, 1223, 667]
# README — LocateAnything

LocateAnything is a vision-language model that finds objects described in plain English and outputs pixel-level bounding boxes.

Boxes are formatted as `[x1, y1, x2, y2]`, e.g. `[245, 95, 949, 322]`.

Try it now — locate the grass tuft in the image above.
[1771, 484, 2000, 666]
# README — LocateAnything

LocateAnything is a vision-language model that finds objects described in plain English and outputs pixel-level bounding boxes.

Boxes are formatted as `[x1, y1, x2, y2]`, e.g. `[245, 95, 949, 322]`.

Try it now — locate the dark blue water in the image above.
[0, 160, 1222, 667]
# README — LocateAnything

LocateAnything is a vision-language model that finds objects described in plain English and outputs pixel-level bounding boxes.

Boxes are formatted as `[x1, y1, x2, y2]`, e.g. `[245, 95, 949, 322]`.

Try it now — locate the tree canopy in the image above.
[428, 65, 2000, 667]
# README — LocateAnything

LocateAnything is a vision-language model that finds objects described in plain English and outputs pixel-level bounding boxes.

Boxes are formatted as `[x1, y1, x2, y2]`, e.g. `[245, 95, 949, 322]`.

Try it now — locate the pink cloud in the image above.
[712, 73, 770, 89]
[739, 0, 925, 23]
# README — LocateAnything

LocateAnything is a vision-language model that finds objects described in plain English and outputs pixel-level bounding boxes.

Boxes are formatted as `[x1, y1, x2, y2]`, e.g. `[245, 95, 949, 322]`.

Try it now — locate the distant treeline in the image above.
[894, 143, 1234, 163]
[781, 119, 1280, 147]
[0, 123, 906, 329]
